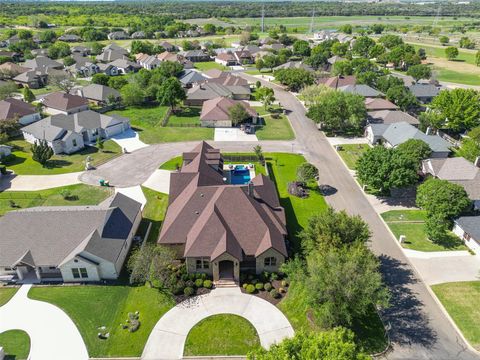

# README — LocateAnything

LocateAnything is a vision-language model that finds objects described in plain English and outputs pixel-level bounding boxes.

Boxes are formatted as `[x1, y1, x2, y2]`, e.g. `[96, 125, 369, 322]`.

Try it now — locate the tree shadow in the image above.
[2, 154, 26, 167]
[44, 159, 73, 169]
[378, 255, 437, 347]
[432, 232, 465, 249]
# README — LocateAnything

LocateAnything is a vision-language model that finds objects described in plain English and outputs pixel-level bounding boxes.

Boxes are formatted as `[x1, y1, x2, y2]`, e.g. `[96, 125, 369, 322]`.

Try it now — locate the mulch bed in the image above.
[240, 279, 287, 305]
[174, 287, 211, 304]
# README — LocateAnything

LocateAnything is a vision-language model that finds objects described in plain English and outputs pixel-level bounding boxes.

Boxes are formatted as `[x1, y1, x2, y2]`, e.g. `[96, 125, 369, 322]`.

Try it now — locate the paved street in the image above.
[239, 73, 479, 359]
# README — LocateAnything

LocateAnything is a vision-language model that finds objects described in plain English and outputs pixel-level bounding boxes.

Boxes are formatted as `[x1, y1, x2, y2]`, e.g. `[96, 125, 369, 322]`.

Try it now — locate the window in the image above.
[196, 258, 209, 270]
[264, 257, 277, 267]
[71, 268, 80, 279]
[72, 139, 77, 147]
[80, 268, 88, 278]
[49, 266, 56, 270]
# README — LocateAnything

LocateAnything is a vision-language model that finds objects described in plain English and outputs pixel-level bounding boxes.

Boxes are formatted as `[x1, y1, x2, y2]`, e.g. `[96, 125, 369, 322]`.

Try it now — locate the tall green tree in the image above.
[156, 77, 185, 111]
[396, 139, 432, 163]
[445, 46, 459, 61]
[352, 36, 375, 57]
[296, 162, 318, 183]
[292, 40, 311, 57]
[406, 64, 432, 82]
[386, 85, 418, 111]
[121, 83, 145, 106]
[228, 103, 250, 126]
[22, 87, 35, 103]
[31, 139, 54, 166]
[256, 86, 275, 110]
[274, 68, 314, 92]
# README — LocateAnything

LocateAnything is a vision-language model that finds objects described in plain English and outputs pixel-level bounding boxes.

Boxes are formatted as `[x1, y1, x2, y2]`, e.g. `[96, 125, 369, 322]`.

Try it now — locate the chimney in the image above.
[247, 181, 254, 197]
[475, 157, 480, 168]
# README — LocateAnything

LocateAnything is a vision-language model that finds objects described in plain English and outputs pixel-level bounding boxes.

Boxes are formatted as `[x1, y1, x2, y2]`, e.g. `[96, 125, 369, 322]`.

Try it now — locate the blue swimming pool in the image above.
[230, 165, 251, 185]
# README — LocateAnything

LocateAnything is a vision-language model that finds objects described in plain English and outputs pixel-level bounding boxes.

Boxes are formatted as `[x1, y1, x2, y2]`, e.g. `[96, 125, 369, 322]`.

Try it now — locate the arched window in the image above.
[264, 257, 277, 266]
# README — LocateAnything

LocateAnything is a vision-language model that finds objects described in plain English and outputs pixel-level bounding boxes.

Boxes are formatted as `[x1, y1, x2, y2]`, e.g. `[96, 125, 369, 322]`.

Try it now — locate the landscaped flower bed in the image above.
[169, 264, 213, 303]
[239, 272, 289, 305]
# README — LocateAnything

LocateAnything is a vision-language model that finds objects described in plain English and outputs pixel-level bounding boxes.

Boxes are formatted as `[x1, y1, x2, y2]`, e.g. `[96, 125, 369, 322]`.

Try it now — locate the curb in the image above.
[329, 141, 480, 357]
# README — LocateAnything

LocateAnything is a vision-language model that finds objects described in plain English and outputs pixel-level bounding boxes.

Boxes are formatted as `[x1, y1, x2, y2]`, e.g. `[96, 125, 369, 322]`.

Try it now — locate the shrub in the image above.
[195, 273, 203, 279]
[195, 279, 204, 288]
[264, 283, 272, 291]
[186, 280, 195, 288]
[281, 280, 289, 287]
[204, 280, 213, 289]
[189, 273, 196, 280]
[251, 279, 258, 285]
[270, 272, 279, 281]
[248, 274, 254, 281]
[181, 273, 189, 281]
[184, 287, 195, 296]
[246, 284, 256, 294]
[242, 283, 248, 289]
[279, 287, 286, 293]
[201, 273, 207, 280]
[270, 289, 280, 298]
[255, 283, 264, 290]
[0, 165, 6, 175]
[60, 189, 72, 200]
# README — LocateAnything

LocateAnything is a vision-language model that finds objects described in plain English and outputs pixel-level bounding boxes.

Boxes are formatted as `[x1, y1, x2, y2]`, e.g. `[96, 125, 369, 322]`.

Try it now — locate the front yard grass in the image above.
[108, 106, 213, 144]
[0, 329, 30, 360]
[167, 106, 201, 126]
[184, 314, 260, 356]
[336, 144, 370, 170]
[28, 285, 175, 358]
[0, 184, 113, 216]
[3, 139, 121, 175]
[432, 281, 480, 349]
[0, 287, 18, 306]
[254, 106, 295, 141]
[193, 61, 227, 72]
[139, 187, 169, 243]
[381, 210, 467, 252]
[159, 156, 182, 170]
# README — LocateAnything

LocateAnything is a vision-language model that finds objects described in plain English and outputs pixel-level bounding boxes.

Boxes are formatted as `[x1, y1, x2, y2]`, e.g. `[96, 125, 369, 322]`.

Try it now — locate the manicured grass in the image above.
[194, 61, 227, 72]
[29, 285, 174, 357]
[139, 187, 169, 243]
[108, 106, 214, 144]
[381, 210, 467, 252]
[435, 68, 480, 86]
[159, 156, 182, 170]
[432, 281, 480, 350]
[168, 107, 201, 126]
[0, 287, 18, 306]
[184, 314, 260, 356]
[3, 139, 121, 175]
[336, 144, 370, 170]
[253, 106, 295, 141]
[0, 184, 113, 216]
[244, 69, 273, 76]
[0, 330, 30, 360]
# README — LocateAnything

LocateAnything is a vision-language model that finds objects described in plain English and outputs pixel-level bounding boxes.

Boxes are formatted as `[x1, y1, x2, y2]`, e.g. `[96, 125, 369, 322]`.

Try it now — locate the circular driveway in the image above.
[141, 287, 294, 360]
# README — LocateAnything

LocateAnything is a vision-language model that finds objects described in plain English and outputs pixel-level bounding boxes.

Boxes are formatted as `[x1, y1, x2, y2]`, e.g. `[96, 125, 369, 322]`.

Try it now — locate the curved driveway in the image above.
[0, 285, 88, 360]
[142, 287, 294, 360]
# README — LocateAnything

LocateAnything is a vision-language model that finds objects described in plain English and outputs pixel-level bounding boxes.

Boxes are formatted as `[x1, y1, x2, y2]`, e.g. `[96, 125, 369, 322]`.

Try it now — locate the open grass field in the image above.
[336, 144, 370, 170]
[3, 139, 121, 175]
[184, 314, 260, 356]
[0, 330, 30, 360]
[432, 281, 480, 350]
[167, 107, 201, 126]
[254, 106, 295, 141]
[0, 287, 18, 306]
[29, 285, 174, 358]
[381, 210, 467, 252]
[194, 61, 227, 72]
[0, 184, 112, 216]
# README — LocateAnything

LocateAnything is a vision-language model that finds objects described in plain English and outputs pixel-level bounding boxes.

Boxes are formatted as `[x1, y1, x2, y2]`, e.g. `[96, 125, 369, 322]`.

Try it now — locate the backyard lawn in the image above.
[254, 106, 295, 141]
[2, 139, 121, 175]
[167, 107, 201, 126]
[194, 61, 227, 72]
[29, 285, 174, 357]
[432, 281, 480, 350]
[381, 210, 467, 252]
[108, 106, 213, 144]
[0, 184, 113, 216]
[138, 187, 169, 243]
[184, 314, 260, 356]
[336, 144, 370, 170]
[0, 330, 30, 360]
[0, 287, 18, 306]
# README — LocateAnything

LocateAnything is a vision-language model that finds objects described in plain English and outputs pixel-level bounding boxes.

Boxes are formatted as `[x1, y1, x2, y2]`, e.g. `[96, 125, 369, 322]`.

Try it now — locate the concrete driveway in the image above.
[0, 285, 88, 360]
[142, 287, 293, 360]
[0, 172, 82, 191]
[111, 128, 148, 152]
[214, 128, 258, 142]
[143, 169, 171, 194]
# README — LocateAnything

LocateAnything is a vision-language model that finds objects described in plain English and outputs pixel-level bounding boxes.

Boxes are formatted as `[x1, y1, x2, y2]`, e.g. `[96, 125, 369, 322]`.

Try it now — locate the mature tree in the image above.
[406, 64, 432, 82]
[228, 103, 250, 126]
[306, 91, 366, 135]
[457, 126, 480, 162]
[439, 35, 450, 45]
[38, 30, 56, 43]
[262, 54, 278, 72]
[128, 243, 176, 288]
[247, 329, 370, 360]
[445, 46, 459, 61]
[296, 162, 318, 183]
[331, 42, 349, 57]
[369, 44, 386, 59]
[90, 42, 104, 55]
[108, 76, 129, 90]
[256, 86, 275, 110]
[62, 56, 76, 67]
[417, 48, 427, 60]
[0, 119, 21, 138]
[48, 72, 76, 94]
[387, 44, 420, 69]
[356, 70, 379, 88]
[300, 84, 332, 106]
[352, 36, 375, 58]
[429, 88, 480, 133]
[0, 81, 18, 100]
[386, 85, 418, 111]
[156, 77, 185, 111]
[459, 36, 475, 49]
[339, 24, 353, 35]
[22, 86, 35, 103]
[274, 68, 314, 92]
[91, 73, 110, 86]
[332, 60, 353, 76]
[356, 146, 419, 194]
[396, 139, 431, 163]
[47, 41, 71, 59]
[378, 34, 404, 49]
[306, 51, 328, 70]
[301, 207, 370, 252]
[121, 83, 145, 106]
[306, 244, 389, 328]
[376, 75, 404, 94]
[31, 139, 54, 166]
[255, 58, 264, 72]
[292, 40, 311, 57]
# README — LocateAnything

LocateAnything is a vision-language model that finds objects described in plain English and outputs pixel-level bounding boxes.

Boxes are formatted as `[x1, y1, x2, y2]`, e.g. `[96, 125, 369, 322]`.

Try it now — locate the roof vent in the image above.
[200, 193, 204, 197]
[195, 210, 200, 215]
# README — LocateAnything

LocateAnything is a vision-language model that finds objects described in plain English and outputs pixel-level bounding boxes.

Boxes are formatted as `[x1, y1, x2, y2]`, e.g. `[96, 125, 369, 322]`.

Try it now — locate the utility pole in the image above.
[309, 9, 315, 34]
[261, 5, 265, 33]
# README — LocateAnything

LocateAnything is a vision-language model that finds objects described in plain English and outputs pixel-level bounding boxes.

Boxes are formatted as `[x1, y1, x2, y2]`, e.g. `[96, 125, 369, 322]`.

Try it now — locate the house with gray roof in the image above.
[179, 69, 207, 88]
[366, 121, 451, 158]
[367, 110, 420, 127]
[0, 193, 142, 283]
[339, 84, 383, 98]
[96, 50, 128, 63]
[23, 56, 63, 71]
[108, 31, 129, 40]
[69, 54, 100, 77]
[78, 84, 121, 105]
[180, 50, 211, 62]
[13, 69, 49, 89]
[453, 215, 480, 254]
[408, 84, 440, 103]
[185, 83, 250, 106]
[107, 58, 140, 74]
[274, 61, 314, 72]
[58, 34, 82, 42]
[22, 110, 130, 154]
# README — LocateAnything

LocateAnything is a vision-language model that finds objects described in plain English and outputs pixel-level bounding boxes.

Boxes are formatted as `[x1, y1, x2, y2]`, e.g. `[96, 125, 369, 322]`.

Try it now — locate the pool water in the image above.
[230, 165, 251, 185]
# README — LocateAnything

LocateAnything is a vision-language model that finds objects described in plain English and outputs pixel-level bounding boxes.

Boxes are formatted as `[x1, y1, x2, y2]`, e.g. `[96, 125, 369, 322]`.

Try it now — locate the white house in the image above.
[0, 98, 41, 125]
[453, 216, 480, 254]
[42, 92, 89, 115]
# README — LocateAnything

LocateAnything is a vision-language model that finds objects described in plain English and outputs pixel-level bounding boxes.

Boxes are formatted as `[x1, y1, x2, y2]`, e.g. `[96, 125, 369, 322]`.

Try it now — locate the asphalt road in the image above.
[240, 73, 479, 360]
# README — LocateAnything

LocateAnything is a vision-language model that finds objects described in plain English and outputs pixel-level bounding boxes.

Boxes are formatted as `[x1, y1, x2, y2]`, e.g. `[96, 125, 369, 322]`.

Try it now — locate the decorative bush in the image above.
[189, 273, 196, 281]
[60, 189, 73, 200]
[195, 279, 204, 288]
[200, 273, 207, 280]
[246, 284, 256, 294]
[264, 283, 272, 291]
[281, 280, 289, 287]
[195, 273, 203, 279]
[255, 283, 264, 291]
[184, 287, 195, 296]
[270, 272, 279, 281]
[270, 289, 280, 299]
[251, 279, 258, 285]
[279, 287, 286, 293]
[261, 271, 271, 282]
[185, 280, 195, 288]
[242, 283, 248, 289]
[204, 280, 213, 289]
[181, 273, 189, 281]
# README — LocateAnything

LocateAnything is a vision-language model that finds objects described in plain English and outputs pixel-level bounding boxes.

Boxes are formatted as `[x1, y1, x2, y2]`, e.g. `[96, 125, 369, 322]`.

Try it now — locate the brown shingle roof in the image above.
[43, 92, 89, 111]
[0, 98, 37, 121]
[365, 98, 398, 111]
[200, 96, 257, 122]
[318, 75, 357, 89]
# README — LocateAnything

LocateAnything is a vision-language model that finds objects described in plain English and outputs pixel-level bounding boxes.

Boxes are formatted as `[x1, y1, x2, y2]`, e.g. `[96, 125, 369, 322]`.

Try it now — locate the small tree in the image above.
[476, 51, 480, 67]
[406, 64, 432, 82]
[253, 145, 264, 164]
[48, 72, 76, 94]
[31, 139, 53, 166]
[256, 87, 275, 110]
[296, 162, 318, 183]
[92, 73, 110, 86]
[96, 136, 104, 151]
[228, 103, 250, 126]
[445, 46, 459, 61]
[22, 86, 35, 103]
[439, 35, 450, 45]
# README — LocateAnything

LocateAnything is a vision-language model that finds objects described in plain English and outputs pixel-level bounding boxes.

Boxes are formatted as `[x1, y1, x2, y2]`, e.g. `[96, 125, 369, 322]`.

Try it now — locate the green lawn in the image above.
[337, 144, 370, 170]
[0, 287, 18, 306]
[0, 330, 30, 360]
[381, 210, 467, 252]
[108, 106, 213, 144]
[254, 106, 295, 141]
[159, 156, 182, 170]
[193, 61, 227, 72]
[0, 184, 112, 216]
[168, 107, 201, 126]
[432, 281, 480, 350]
[244, 69, 273, 76]
[2, 139, 121, 175]
[184, 314, 260, 356]
[29, 285, 174, 357]
[139, 187, 169, 243]
[434, 68, 480, 86]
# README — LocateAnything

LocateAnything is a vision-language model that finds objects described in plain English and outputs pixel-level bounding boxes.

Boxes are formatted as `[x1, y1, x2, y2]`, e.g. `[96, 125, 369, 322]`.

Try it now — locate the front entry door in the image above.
[218, 260, 234, 280]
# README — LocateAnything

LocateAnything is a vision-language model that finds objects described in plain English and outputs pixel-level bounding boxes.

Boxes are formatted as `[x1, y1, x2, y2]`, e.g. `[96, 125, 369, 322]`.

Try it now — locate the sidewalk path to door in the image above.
[0, 284, 89, 360]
